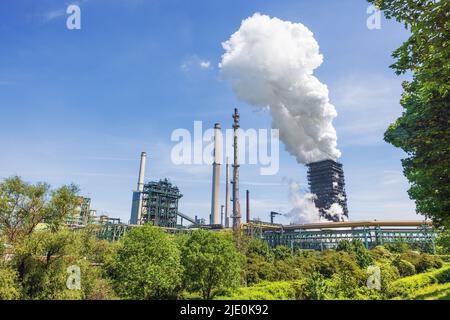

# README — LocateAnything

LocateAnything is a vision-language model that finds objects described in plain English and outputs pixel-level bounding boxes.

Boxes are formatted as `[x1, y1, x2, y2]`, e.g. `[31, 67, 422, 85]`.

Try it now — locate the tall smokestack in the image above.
[130, 151, 147, 225]
[210, 123, 221, 225]
[232, 109, 241, 232]
[137, 152, 147, 192]
[246, 190, 250, 223]
[224, 158, 230, 228]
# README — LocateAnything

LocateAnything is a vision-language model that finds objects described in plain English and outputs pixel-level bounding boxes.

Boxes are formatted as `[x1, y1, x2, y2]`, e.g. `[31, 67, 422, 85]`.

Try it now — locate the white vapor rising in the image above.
[220, 13, 341, 164]
[284, 181, 321, 224]
[324, 203, 347, 222]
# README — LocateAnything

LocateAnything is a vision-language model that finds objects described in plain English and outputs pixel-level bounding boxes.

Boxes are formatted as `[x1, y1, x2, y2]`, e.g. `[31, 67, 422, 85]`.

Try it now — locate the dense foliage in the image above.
[0, 177, 448, 300]
[109, 225, 182, 299]
[367, 0, 450, 227]
[180, 229, 241, 299]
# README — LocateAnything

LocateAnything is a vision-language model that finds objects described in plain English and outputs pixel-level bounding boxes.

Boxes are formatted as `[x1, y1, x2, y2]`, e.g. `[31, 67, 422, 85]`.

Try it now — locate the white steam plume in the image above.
[325, 203, 347, 222]
[220, 13, 341, 164]
[284, 181, 321, 224]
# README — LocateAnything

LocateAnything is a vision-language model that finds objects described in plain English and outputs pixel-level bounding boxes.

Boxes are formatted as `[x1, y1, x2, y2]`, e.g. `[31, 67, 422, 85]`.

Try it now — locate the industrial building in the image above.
[141, 179, 183, 228]
[129, 152, 196, 228]
[307, 159, 349, 221]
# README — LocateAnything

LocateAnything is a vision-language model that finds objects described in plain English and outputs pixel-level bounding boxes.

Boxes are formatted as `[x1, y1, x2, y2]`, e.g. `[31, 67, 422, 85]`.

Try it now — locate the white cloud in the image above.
[199, 60, 211, 69]
[43, 9, 65, 22]
[180, 56, 212, 72]
[331, 74, 407, 146]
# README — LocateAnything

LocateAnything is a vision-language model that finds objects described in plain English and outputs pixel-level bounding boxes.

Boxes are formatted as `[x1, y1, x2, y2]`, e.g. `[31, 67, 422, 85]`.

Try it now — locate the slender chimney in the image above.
[131, 151, 147, 225]
[246, 190, 250, 223]
[232, 109, 241, 232]
[210, 123, 221, 225]
[224, 158, 230, 228]
[137, 152, 147, 192]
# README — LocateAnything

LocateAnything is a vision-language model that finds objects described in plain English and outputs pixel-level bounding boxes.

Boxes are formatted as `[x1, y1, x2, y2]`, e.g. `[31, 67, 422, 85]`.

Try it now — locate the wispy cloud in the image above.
[200, 60, 211, 69]
[181, 55, 213, 72]
[43, 9, 65, 22]
[331, 73, 408, 146]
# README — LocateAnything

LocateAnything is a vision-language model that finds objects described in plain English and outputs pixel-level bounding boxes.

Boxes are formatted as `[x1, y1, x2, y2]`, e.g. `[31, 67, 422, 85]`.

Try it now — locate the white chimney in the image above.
[211, 123, 221, 225]
[137, 152, 147, 192]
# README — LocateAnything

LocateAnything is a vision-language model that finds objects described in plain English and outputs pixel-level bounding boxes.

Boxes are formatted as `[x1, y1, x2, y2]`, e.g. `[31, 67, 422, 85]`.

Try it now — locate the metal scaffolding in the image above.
[307, 159, 349, 221]
[141, 179, 182, 228]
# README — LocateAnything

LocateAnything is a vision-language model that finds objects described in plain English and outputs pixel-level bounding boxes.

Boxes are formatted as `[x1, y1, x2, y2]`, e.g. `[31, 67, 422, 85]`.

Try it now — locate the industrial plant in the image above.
[57, 107, 432, 251]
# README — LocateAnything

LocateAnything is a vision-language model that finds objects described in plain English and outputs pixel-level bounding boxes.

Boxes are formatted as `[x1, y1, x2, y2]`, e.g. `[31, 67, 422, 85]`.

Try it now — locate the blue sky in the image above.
[0, 0, 420, 224]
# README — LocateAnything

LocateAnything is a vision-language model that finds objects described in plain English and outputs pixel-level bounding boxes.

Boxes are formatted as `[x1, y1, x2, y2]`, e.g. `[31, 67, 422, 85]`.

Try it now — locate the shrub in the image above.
[400, 251, 443, 273]
[0, 266, 21, 300]
[393, 258, 416, 277]
[273, 245, 291, 260]
[385, 241, 410, 253]
[410, 283, 450, 300]
[388, 265, 450, 299]
[244, 255, 276, 286]
[369, 246, 393, 261]
[216, 281, 303, 300]
[111, 225, 182, 299]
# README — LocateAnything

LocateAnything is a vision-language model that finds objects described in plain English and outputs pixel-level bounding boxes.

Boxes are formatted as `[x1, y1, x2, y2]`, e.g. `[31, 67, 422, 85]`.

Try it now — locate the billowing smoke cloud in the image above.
[284, 181, 320, 224]
[220, 13, 341, 164]
[324, 203, 347, 222]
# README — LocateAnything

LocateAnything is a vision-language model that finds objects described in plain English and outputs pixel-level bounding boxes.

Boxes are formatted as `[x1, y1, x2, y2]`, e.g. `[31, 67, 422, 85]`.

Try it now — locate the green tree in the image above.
[304, 272, 327, 300]
[393, 258, 416, 277]
[368, 0, 450, 227]
[273, 245, 292, 260]
[181, 230, 240, 299]
[0, 266, 21, 300]
[246, 237, 274, 261]
[111, 225, 182, 299]
[12, 228, 110, 300]
[0, 176, 80, 243]
[436, 229, 450, 254]
[337, 239, 373, 268]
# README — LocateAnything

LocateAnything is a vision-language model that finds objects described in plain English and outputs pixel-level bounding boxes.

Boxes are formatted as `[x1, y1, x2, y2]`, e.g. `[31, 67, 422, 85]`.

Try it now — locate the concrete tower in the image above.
[210, 123, 221, 225]
[130, 152, 147, 225]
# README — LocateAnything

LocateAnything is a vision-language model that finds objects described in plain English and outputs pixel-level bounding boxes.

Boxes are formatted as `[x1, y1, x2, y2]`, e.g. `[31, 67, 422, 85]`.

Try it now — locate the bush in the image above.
[369, 246, 393, 261]
[216, 281, 304, 300]
[385, 241, 410, 253]
[393, 258, 416, 277]
[400, 251, 443, 273]
[0, 266, 21, 300]
[388, 265, 450, 299]
[273, 246, 291, 260]
[244, 255, 276, 286]
[111, 225, 182, 299]
[410, 283, 450, 300]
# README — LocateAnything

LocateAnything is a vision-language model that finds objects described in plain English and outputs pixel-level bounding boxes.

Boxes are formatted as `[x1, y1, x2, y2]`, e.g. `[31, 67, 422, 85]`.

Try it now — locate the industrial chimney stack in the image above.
[232, 109, 241, 232]
[210, 123, 221, 225]
[130, 151, 147, 225]
[137, 152, 147, 192]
